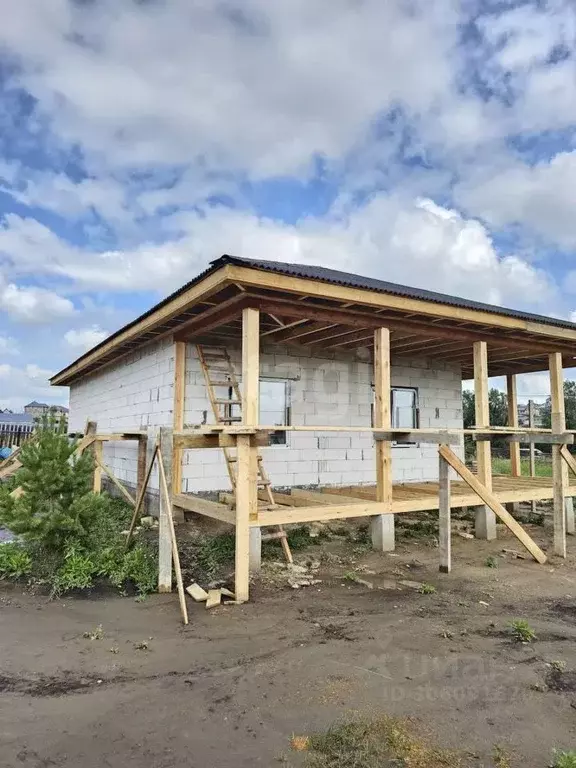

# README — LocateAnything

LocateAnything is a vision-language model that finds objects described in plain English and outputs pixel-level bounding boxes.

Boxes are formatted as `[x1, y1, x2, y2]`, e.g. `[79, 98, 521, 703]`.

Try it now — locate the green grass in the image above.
[290, 716, 462, 768]
[510, 619, 537, 643]
[552, 750, 576, 768]
[492, 457, 551, 477]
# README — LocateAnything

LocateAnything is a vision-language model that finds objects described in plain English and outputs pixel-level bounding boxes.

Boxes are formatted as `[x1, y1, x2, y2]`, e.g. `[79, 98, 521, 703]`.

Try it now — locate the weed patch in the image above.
[510, 619, 537, 643]
[552, 750, 576, 768]
[291, 715, 462, 768]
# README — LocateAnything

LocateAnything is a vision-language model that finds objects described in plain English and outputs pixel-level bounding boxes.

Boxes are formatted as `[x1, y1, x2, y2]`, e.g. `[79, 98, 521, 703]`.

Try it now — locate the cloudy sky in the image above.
[0, 0, 575, 409]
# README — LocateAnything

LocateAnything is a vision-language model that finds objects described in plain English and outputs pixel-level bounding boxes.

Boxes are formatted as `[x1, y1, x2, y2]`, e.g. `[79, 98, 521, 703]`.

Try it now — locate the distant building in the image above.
[518, 402, 545, 428]
[0, 411, 35, 443]
[23, 401, 69, 420]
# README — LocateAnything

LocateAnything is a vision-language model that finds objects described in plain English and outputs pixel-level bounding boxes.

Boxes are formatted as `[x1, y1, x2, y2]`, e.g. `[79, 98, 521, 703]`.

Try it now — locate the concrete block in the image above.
[371, 515, 395, 551]
[249, 528, 262, 571]
[474, 506, 497, 540]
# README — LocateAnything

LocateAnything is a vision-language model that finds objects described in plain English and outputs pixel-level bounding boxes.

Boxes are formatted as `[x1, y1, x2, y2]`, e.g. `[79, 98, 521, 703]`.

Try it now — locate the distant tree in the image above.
[541, 380, 576, 430]
[462, 387, 509, 457]
[489, 389, 508, 427]
[462, 388, 508, 427]
[462, 389, 475, 428]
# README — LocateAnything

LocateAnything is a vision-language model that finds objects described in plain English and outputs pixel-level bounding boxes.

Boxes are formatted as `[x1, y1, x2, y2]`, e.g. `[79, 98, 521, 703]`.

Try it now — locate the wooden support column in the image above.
[235, 307, 260, 603]
[172, 340, 186, 496]
[93, 442, 103, 494]
[550, 353, 568, 556]
[528, 400, 537, 517]
[85, 421, 101, 493]
[136, 433, 148, 513]
[438, 447, 451, 573]
[506, 374, 520, 515]
[158, 428, 174, 592]
[371, 327, 394, 551]
[506, 375, 521, 477]
[473, 341, 496, 540]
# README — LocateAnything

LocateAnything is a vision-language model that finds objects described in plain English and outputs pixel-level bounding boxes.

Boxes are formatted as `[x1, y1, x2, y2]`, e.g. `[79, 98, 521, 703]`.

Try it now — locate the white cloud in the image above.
[0, 335, 19, 355]
[0, 195, 560, 317]
[0, 363, 64, 412]
[0, 1, 461, 177]
[0, 275, 74, 323]
[476, 1, 576, 135]
[25, 363, 54, 380]
[455, 151, 576, 250]
[64, 326, 108, 351]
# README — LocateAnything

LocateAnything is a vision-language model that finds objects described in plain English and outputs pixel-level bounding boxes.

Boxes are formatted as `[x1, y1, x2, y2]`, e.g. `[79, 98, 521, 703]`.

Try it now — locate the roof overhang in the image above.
[51, 256, 576, 386]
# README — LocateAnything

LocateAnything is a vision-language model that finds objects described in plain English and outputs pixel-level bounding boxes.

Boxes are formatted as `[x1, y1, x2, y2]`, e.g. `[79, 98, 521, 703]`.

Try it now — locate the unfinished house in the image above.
[51, 256, 576, 602]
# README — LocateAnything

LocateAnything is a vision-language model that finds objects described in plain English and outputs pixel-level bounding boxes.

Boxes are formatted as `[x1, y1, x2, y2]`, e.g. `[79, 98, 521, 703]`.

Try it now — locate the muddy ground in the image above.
[1, 519, 576, 767]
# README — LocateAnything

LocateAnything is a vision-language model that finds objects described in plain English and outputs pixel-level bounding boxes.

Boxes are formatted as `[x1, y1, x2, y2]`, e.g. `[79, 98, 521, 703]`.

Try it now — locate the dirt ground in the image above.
[1, 519, 576, 768]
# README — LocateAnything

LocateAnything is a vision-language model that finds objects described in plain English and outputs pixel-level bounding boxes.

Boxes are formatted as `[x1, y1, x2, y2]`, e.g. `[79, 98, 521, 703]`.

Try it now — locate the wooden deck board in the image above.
[319, 475, 569, 514]
[178, 475, 575, 526]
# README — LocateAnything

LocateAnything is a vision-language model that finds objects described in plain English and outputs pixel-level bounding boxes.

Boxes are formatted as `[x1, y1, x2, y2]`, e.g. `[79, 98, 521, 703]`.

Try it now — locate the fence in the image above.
[0, 423, 35, 449]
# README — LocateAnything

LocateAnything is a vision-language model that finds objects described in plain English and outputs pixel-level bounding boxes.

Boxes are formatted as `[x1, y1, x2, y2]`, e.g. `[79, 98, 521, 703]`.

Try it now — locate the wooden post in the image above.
[506, 374, 520, 515]
[172, 340, 186, 495]
[371, 327, 394, 551]
[85, 421, 100, 493]
[507, 375, 521, 477]
[137, 433, 148, 512]
[157, 442, 189, 625]
[528, 400, 537, 517]
[93, 440, 103, 493]
[158, 427, 174, 592]
[473, 341, 496, 540]
[235, 307, 260, 603]
[550, 353, 567, 556]
[438, 447, 451, 573]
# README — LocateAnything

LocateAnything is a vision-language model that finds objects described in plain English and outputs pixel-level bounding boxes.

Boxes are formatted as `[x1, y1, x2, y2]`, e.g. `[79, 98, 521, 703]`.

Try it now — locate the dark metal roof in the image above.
[219, 254, 576, 330]
[51, 253, 576, 385]
[0, 413, 34, 426]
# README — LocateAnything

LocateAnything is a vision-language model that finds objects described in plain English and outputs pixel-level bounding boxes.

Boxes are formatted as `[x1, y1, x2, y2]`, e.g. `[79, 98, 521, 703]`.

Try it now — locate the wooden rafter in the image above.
[52, 260, 576, 386]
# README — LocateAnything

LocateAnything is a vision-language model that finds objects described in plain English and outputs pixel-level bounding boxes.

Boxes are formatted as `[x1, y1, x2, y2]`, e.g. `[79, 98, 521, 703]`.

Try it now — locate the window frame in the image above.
[225, 377, 291, 447]
[391, 386, 420, 446]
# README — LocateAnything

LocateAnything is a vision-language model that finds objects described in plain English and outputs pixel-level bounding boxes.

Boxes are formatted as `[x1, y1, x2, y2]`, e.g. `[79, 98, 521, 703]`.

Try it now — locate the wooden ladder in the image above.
[195, 345, 293, 563]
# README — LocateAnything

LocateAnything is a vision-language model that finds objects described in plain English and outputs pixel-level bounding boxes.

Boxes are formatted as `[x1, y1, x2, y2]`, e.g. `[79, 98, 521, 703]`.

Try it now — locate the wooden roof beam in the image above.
[253, 296, 574, 355]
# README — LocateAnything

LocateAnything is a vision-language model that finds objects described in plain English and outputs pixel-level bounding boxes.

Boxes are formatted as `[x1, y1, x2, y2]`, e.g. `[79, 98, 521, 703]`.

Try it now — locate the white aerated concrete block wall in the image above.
[180, 344, 463, 493]
[68, 340, 463, 493]
[68, 339, 175, 488]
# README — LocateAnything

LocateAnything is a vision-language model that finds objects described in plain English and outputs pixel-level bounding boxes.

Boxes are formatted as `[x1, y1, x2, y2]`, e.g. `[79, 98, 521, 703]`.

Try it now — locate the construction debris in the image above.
[399, 580, 426, 590]
[206, 589, 222, 609]
[186, 583, 209, 602]
[502, 548, 527, 560]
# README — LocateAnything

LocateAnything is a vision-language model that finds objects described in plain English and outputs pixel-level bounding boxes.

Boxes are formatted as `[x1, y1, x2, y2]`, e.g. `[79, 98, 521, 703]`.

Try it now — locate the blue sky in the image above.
[0, 0, 575, 409]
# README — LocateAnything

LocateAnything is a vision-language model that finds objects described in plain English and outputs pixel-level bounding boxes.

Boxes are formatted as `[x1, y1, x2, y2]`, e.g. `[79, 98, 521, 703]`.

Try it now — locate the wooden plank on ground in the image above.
[438, 445, 546, 564]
